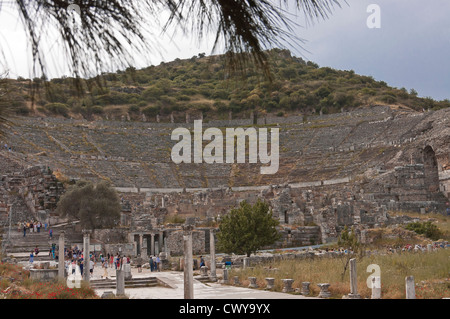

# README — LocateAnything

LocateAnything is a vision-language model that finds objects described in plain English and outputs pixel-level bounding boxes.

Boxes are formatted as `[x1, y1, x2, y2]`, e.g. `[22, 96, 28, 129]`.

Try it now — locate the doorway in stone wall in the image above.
[423, 146, 440, 193]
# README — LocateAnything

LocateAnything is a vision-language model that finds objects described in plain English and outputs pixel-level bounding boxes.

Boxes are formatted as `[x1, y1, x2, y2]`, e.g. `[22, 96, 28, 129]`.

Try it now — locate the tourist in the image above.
[156, 255, 161, 272]
[23, 224, 27, 237]
[49, 228, 53, 239]
[135, 256, 143, 273]
[65, 259, 70, 273]
[29, 251, 34, 263]
[37, 221, 41, 233]
[109, 253, 113, 268]
[33, 222, 37, 233]
[102, 258, 108, 279]
[71, 259, 76, 274]
[34, 246, 39, 256]
[90, 258, 94, 278]
[200, 256, 205, 267]
[117, 254, 121, 269]
[149, 256, 154, 272]
[79, 258, 84, 276]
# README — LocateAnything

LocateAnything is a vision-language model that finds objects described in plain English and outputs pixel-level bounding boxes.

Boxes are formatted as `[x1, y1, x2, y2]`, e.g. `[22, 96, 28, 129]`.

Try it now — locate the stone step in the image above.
[10, 254, 54, 262]
[194, 276, 212, 283]
[89, 277, 158, 289]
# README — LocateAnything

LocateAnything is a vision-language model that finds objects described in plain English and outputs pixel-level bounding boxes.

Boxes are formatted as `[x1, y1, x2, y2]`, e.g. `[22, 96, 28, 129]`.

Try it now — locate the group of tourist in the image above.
[149, 255, 161, 272]
[105, 252, 132, 270]
[389, 241, 449, 253]
[318, 241, 449, 255]
[62, 246, 96, 278]
[2, 142, 13, 152]
[20, 220, 49, 237]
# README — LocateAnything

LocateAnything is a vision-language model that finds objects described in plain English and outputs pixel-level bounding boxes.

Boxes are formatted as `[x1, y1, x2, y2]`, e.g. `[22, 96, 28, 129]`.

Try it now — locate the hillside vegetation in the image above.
[5, 49, 450, 121]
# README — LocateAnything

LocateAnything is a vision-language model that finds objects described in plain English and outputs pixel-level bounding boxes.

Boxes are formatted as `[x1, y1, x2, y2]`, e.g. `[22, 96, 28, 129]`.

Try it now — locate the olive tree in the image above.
[217, 199, 280, 257]
[55, 180, 121, 230]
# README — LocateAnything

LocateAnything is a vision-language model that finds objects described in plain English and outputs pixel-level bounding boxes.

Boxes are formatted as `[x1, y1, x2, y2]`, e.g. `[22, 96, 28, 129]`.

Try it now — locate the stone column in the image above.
[123, 263, 132, 280]
[265, 278, 275, 290]
[150, 234, 155, 256]
[248, 277, 258, 288]
[301, 282, 310, 296]
[141, 235, 147, 259]
[209, 229, 217, 282]
[317, 283, 331, 298]
[347, 258, 361, 299]
[82, 230, 91, 282]
[159, 231, 164, 253]
[116, 269, 125, 296]
[58, 231, 65, 279]
[222, 268, 229, 284]
[405, 276, 416, 299]
[200, 266, 208, 278]
[139, 234, 143, 257]
[233, 276, 240, 286]
[183, 225, 194, 299]
[282, 279, 294, 293]
[371, 276, 382, 299]
[243, 257, 250, 269]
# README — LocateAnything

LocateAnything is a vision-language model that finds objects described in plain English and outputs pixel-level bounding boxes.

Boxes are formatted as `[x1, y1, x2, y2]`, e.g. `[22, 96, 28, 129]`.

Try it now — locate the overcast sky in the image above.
[0, 0, 449, 100]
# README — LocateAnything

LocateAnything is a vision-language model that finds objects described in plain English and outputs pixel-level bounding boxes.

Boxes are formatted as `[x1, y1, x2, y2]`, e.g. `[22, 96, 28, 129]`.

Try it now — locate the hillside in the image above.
[4, 49, 450, 122]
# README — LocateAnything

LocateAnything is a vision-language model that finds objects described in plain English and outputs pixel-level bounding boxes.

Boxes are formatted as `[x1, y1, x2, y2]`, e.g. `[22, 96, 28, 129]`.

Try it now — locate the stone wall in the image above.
[166, 229, 205, 256]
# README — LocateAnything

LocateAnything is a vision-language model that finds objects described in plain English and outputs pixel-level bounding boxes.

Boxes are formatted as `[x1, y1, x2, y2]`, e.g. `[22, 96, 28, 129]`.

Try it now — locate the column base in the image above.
[343, 293, 361, 299]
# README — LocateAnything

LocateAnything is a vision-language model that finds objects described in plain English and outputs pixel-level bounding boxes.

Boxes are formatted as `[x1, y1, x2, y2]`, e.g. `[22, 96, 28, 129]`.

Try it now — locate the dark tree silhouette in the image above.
[55, 180, 121, 230]
[0, 0, 341, 79]
[0, 0, 342, 134]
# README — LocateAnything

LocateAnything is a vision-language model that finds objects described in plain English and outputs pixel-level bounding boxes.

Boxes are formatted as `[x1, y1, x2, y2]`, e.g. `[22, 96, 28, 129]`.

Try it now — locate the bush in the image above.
[90, 105, 104, 115]
[380, 95, 397, 104]
[14, 106, 31, 115]
[213, 101, 228, 113]
[142, 105, 161, 117]
[128, 105, 140, 114]
[44, 103, 69, 117]
[405, 221, 443, 240]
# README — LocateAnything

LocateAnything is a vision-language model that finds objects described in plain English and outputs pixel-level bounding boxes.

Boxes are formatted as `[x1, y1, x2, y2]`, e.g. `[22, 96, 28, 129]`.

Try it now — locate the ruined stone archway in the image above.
[423, 145, 440, 193]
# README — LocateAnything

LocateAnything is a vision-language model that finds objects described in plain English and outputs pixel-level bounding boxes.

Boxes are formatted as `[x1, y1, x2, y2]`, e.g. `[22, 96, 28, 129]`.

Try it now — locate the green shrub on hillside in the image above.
[405, 221, 443, 241]
[44, 103, 69, 117]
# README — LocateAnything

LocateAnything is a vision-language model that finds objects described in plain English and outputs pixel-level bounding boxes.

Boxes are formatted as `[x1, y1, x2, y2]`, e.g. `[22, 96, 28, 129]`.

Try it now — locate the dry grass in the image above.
[228, 248, 450, 299]
[0, 262, 99, 299]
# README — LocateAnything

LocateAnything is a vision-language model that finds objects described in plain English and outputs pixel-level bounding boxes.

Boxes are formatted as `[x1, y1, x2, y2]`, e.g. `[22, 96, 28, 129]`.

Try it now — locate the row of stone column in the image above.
[222, 258, 417, 299]
[221, 270, 331, 298]
[183, 227, 218, 299]
[137, 232, 165, 258]
[58, 230, 92, 282]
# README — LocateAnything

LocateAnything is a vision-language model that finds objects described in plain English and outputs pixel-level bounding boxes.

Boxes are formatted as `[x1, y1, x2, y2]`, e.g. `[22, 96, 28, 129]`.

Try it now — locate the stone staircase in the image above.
[89, 276, 158, 289]
[2, 224, 83, 261]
